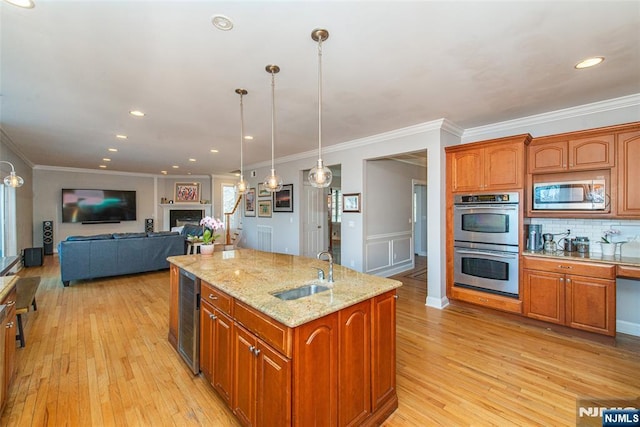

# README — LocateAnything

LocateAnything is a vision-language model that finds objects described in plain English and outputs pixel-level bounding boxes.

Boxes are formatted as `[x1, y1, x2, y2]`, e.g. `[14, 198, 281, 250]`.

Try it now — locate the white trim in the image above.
[617, 320, 640, 337]
[366, 231, 412, 241]
[426, 296, 449, 310]
[463, 93, 640, 140]
[32, 164, 215, 179]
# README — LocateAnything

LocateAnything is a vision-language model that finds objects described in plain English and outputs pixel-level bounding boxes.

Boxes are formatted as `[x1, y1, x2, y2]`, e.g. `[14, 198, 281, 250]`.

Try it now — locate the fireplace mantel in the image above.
[160, 203, 211, 230]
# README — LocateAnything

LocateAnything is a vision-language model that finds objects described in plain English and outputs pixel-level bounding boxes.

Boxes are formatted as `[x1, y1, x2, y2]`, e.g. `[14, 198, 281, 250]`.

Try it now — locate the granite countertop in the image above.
[522, 250, 640, 268]
[0, 275, 18, 302]
[168, 249, 402, 328]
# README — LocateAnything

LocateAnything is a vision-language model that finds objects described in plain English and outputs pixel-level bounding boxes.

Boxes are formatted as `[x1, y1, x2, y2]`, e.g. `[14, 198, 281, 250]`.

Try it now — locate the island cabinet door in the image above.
[199, 300, 215, 383]
[371, 291, 397, 412]
[293, 313, 339, 427]
[212, 311, 234, 406]
[168, 264, 179, 349]
[338, 300, 371, 427]
[233, 325, 257, 426]
[256, 340, 291, 427]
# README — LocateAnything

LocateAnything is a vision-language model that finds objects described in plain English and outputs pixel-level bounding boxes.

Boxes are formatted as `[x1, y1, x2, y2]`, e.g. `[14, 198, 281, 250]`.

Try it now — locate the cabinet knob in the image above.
[6, 322, 13, 328]
[209, 314, 217, 320]
[209, 294, 218, 300]
[560, 278, 564, 282]
[249, 345, 255, 353]
[253, 348, 261, 357]
[6, 300, 15, 306]
[394, 295, 399, 300]
[558, 265, 572, 269]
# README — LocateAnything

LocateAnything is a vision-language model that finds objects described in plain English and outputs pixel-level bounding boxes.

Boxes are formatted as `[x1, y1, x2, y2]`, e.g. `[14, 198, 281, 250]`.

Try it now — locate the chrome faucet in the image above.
[316, 250, 334, 283]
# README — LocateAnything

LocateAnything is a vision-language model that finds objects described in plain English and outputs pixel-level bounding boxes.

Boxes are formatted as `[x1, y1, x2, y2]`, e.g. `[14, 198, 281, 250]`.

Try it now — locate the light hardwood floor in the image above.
[2, 255, 639, 426]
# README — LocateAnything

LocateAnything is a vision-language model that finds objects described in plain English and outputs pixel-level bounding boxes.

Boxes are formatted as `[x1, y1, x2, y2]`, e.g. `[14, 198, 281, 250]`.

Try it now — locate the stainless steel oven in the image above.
[453, 193, 519, 247]
[453, 243, 519, 297]
[453, 192, 520, 298]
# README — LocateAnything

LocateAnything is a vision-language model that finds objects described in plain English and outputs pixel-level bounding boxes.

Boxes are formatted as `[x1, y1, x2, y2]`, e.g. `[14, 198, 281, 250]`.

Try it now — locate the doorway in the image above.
[413, 180, 427, 257]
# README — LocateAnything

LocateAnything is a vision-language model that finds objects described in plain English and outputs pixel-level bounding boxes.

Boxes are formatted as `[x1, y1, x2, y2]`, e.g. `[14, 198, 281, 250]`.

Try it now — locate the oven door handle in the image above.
[455, 249, 517, 259]
[454, 205, 518, 210]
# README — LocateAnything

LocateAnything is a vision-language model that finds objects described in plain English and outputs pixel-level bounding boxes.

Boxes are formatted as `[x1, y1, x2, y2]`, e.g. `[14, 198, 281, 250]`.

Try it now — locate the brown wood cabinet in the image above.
[617, 130, 640, 216]
[447, 134, 530, 192]
[522, 257, 616, 336]
[2, 285, 16, 412]
[528, 133, 615, 173]
[168, 264, 179, 348]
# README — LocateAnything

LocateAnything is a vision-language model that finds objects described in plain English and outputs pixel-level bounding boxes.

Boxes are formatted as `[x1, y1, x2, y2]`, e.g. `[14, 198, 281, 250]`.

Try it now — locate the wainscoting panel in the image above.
[257, 225, 273, 252]
[366, 232, 413, 276]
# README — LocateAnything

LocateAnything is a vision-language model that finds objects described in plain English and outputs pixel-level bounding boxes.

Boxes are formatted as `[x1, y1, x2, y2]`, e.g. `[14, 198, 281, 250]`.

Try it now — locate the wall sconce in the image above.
[0, 161, 24, 188]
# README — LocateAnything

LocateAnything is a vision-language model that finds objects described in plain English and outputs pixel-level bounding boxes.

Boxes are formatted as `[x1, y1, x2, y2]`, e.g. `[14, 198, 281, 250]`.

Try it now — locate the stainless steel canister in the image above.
[575, 236, 590, 254]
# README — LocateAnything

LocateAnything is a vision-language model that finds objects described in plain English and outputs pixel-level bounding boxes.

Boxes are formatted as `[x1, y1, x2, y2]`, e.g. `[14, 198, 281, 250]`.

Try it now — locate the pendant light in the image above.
[235, 88, 248, 195]
[308, 28, 332, 188]
[0, 161, 24, 188]
[263, 65, 283, 193]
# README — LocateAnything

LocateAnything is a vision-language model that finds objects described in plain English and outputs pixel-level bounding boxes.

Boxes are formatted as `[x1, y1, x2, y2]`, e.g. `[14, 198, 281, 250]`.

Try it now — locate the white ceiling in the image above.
[1, 1, 639, 176]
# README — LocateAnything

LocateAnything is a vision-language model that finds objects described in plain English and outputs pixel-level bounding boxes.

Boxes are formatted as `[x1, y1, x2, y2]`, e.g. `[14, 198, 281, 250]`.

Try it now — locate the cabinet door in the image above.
[168, 264, 179, 348]
[3, 289, 16, 403]
[522, 269, 565, 325]
[450, 148, 484, 192]
[566, 275, 616, 336]
[0, 311, 6, 410]
[371, 291, 397, 412]
[293, 313, 338, 427]
[256, 340, 291, 427]
[199, 300, 215, 383]
[569, 134, 615, 170]
[213, 312, 234, 406]
[528, 141, 567, 173]
[338, 300, 371, 427]
[484, 142, 524, 190]
[233, 325, 257, 426]
[617, 131, 640, 216]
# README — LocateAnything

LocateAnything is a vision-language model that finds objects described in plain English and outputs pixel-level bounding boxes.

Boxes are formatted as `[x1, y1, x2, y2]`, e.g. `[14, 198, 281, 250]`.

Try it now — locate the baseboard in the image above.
[426, 295, 449, 309]
[616, 320, 640, 337]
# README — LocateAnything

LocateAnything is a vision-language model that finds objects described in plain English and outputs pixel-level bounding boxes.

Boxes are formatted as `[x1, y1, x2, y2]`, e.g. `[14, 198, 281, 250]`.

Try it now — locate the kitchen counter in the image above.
[0, 275, 18, 302]
[523, 250, 640, 268]
[168, 248, 402, 327]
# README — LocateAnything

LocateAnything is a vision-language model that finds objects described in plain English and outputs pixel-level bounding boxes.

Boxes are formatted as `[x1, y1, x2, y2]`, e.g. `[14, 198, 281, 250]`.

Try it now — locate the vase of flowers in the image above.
[199, 216, 224, 255]
[600, 229, 620, 256]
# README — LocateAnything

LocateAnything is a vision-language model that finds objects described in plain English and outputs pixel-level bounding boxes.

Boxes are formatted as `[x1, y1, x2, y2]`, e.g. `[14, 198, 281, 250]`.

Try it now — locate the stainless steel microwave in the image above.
[533, 179, 606, 210]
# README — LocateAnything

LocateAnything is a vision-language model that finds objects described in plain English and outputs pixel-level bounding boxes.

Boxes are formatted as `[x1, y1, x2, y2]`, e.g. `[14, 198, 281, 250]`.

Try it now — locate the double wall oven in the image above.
[453, 193, 520, 298]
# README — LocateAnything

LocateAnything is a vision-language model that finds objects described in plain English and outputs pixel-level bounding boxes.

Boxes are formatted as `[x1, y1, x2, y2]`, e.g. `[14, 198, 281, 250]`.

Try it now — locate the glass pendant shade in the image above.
[308, 159, 332, 188]
[4, 172, 24, 188]
[263, 169, 283, 192]
[308, 28, 332, 188]
[235, 176, 248, 194]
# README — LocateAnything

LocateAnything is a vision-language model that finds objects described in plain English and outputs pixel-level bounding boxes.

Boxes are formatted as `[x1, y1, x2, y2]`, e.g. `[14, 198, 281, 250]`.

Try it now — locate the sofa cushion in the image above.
[180, 224, 203, 237]
[112, 232, 148, 239]
[66, 234, 114, 241]
[147, 231, 180, 237]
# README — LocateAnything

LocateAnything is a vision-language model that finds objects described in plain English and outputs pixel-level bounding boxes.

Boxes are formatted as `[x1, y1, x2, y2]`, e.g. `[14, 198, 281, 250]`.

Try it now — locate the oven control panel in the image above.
[454, 192, 519, 204]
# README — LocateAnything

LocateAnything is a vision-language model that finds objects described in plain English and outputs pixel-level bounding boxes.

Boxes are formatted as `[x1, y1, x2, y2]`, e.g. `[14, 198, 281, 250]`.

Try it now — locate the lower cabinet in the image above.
[1, 284, 17, 412]
[522, 257, 616, 336]
[199, 300, 233, 406]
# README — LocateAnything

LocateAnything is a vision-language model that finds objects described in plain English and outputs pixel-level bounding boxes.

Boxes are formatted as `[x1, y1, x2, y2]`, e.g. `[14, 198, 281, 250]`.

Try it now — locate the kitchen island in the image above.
[168, 249, 402, 427]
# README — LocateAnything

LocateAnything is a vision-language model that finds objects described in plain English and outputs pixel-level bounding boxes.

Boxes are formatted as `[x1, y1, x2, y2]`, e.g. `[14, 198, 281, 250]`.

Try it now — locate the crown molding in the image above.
[463, 93, 640, 140]
[32, 164, 212, 179]
[0, 128, 35, 168]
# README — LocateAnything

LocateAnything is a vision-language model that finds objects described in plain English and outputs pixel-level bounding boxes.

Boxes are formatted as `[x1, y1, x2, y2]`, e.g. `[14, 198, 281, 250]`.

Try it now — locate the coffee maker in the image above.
[525, 224, 543, 252]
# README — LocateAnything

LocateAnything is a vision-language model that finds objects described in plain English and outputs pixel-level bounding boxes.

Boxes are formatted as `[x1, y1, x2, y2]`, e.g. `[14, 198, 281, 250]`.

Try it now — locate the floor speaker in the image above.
[145, 218, 154, 233]
[43, 220, 54, 255]
[24, 247, 44, 267]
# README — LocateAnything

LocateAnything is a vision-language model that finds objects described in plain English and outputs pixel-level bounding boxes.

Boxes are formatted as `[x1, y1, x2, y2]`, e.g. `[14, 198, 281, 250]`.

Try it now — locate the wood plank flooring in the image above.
[2, 254, 639, 426]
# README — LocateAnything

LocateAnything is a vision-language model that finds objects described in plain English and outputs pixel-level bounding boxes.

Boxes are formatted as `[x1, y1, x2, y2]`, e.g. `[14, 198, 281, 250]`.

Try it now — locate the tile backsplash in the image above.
[529, 218, 640, 255]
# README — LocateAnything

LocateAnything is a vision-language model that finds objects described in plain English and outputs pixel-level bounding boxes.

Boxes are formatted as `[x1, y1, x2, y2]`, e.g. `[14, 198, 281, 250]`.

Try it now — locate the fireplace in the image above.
[170, 210, 204, 229]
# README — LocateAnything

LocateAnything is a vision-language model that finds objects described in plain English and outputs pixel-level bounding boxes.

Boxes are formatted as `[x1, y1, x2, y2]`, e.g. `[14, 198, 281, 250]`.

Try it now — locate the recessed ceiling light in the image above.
[575, 56, 605, 69]
[108, 148, 118, 152]
[244, 135, 253, 140]
[211, 14, 234, 31]
[116, 134, 128, 139]
[129, 110, 145, 117]
[210, 149, 219, 153]
[161, 170, 168, 175]
[189, 158, 196, 162]
[4, 0, 35, 9]
[103, 158, 111, 162]
[99, 165, 107, 169]
[172, 165, 179, 169]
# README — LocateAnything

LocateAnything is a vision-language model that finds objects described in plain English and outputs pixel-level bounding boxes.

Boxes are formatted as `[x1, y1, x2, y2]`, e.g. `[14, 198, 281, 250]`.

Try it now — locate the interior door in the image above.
[303, 183, 325, 258]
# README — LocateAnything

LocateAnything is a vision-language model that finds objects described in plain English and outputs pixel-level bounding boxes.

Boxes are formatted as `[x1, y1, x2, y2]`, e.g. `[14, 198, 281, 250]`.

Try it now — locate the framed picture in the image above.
[343, 193, 361, 213]
[244, 188, 256, 217]
[258, 183, 271, 198]
[174, 182, 201, 203]
[273, 184, 293, 212]
[258, 199, 272, 217]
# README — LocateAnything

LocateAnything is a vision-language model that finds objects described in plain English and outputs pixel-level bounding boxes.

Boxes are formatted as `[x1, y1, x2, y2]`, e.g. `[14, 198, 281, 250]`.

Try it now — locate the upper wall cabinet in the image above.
[447, 134, 531, 193]
[528, 133, 615, 174]
[617, 130, 640, 216]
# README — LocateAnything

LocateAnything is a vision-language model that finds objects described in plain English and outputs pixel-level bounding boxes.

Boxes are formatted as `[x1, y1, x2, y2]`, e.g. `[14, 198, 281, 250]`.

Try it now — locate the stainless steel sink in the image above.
[271, 284, 331, 301]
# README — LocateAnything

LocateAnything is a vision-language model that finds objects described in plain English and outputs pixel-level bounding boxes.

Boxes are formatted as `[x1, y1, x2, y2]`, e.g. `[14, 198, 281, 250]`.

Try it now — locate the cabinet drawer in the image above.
[617, 265, 640, 280]
[522, 257, 615, 279]
[201, 281, 232, 316]
[234, 300, 292, 358]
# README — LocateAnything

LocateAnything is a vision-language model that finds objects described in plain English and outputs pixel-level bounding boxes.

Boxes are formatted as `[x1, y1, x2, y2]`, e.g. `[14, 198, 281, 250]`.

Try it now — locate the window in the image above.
[0, 184, 17, 257]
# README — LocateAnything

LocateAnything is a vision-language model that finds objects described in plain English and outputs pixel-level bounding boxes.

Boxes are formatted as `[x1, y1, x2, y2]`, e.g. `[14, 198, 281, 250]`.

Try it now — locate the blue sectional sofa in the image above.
[58, 231, 185, 286]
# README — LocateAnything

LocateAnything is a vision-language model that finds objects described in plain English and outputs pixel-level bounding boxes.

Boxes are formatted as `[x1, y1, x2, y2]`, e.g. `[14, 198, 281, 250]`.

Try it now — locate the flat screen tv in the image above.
[62, 189, 137, 223]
